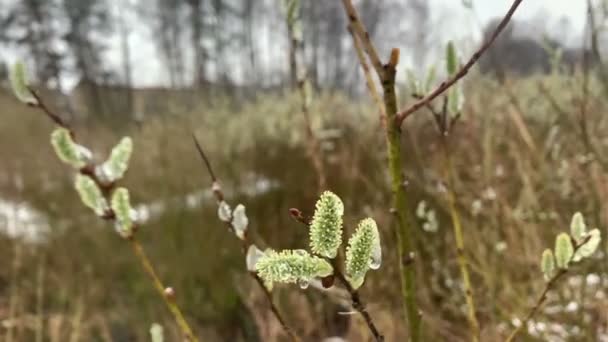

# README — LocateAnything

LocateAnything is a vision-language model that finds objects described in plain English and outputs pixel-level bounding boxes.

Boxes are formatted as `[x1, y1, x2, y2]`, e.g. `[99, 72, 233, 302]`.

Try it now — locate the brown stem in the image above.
[332, 262, 384, 342]
[348, 24, 386, 128]
[192, 135, 300, 341]
[394, 0, 524, 125]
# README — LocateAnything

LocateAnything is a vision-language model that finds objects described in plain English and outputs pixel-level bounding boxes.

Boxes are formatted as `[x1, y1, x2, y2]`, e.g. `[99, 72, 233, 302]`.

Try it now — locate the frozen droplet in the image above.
[217, 201, 231, 222]
[369, 243, 382, 270]
[231, 204, 248, 240]
[297, 278, 309, 289]
[246, 245, 264, 272]
[293, 249, 308, 257]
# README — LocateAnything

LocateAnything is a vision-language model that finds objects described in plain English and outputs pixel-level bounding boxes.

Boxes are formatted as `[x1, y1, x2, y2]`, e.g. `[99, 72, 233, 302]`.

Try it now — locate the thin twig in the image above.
[129, 237, 197, 341]
[285, 2, 326, 192]
[341, 0, 384, 76]
[289, 208, 384, 342]
[506, 235, 592, 341]
[348, 24, 386, 128]
[192, 134, 300, 342]
[27, 89, 199, 342]
[395, 0, 524, 125]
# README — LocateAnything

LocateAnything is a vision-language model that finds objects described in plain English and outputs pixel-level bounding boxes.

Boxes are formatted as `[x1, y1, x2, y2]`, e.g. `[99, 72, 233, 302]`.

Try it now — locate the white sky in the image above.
[1, 0, 589, 88]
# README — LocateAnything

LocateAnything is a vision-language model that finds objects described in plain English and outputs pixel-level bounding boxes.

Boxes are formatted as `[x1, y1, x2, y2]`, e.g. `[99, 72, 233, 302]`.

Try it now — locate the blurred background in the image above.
[1, 0, 608, 341]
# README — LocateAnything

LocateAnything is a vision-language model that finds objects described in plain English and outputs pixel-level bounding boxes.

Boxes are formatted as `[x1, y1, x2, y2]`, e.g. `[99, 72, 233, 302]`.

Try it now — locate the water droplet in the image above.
[369, 244, 382, 270]
[293, 249, 308, 257]
[297, 278, 309, 289]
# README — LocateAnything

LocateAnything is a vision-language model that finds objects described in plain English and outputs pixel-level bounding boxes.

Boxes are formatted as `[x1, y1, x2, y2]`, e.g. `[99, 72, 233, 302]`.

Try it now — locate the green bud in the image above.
[446, 41, 458, 76]
[98, 137, 132, 182]
[255, 249, 333, 289]
[111, 187, 135, 238]
[540, 249, 555, 281]
[74, 174, 108, 216]
[51, 128, 92, 169]
[345, 218, 381, 289]
[423, 64, 437, 93]
[309, 191, 344, 258]
[10, 61, 37, 104]
[573, 228, 601, 262]
[570, 212, 586, 243]
[554, 233, 574, 269]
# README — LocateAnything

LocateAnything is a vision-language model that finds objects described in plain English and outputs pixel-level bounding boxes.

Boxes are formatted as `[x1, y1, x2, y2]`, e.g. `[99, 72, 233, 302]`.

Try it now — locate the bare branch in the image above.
[395, 0, 524, 125]
[341, 0, 384, 76]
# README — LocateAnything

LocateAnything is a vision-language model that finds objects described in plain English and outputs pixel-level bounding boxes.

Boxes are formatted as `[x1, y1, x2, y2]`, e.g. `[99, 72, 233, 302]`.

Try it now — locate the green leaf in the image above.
[540, 249, 555, 281]
[345, 218, 381, 289]
[446, 41, 458, 76]
[309, 191, 344, 258]
[51, 128, 91, 169]
[255, 249, 333, 288]
[554, 233, 574, 269]
[570, 212, 586, 243]
[10, 61, 37, 104]
[111, 187, 134, 238]
[97, 137, 133, 182]
[75, 174, 108, 216]
[573, 228, 601, 261]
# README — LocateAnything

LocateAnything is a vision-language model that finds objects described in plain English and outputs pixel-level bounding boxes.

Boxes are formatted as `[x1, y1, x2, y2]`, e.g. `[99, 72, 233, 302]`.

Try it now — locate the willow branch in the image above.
[28, 90, 199, 341]
[192, 135, 300, 342]
[340, 1, 421, 339]
[289, 208, 384, 342]
[395, 0, 524, 125]
[506, 235, 592, 342]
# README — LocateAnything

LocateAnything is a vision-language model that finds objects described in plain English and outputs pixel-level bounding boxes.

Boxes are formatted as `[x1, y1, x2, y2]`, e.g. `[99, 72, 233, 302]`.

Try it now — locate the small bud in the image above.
[97, 137, 133, 182]
[246, 245, 264, 272]
[150, 323, 164, 342]
[570, 212, 586, 243]
[255, 249, 333, 288]
[554, 233, 574, 269]
[111, 188, 135, 238]
[540, 249, 555, 281]
[51, 128, 92, 169]
[573, 228, 601, 262]
[309, 191, 344, 258]
[10, 61, 37, 104]
[74, 174, 108, 216]
[164, 287, 175, 299]
[218, 201, 231, 222]
[232, 204, 248, 240]
[345, 218, 381, 289]
[445, 41, 458, 76]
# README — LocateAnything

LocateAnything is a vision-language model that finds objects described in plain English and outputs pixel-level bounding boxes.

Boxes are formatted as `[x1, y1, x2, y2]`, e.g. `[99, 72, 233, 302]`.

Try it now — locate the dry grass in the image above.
[1, 69, 608, 341]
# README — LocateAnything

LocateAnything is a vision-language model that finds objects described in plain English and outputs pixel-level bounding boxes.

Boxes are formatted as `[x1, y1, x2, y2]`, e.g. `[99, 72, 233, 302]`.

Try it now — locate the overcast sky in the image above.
[1, 0, 589, 88]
